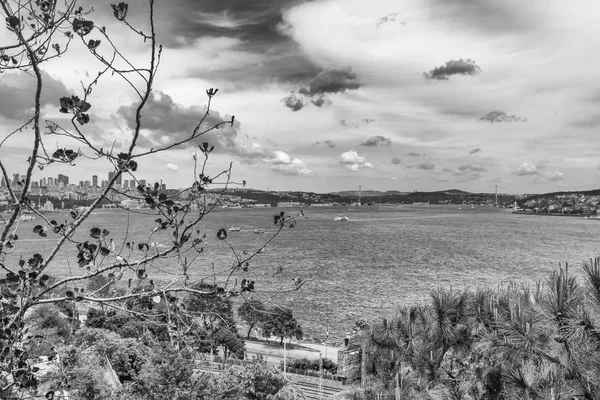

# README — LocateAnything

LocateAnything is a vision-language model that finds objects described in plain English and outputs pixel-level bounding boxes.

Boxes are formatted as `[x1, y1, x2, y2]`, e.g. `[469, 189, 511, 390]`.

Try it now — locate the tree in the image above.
[210, 360, 305, 400]
[238, 299, 268, 338]
[262, 307, 303, 346]
[0, 1, 305, 397]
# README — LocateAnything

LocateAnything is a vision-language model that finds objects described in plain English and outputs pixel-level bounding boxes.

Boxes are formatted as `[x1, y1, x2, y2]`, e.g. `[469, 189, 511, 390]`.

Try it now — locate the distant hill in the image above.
[329, 190, 410, 198]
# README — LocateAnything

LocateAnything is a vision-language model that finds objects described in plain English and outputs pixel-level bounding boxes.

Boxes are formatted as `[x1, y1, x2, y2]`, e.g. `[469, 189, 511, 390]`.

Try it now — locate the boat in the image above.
[335, 215, 349, 222]
[253, 229, 265, 234]
[228, 227, 241, 232]
[19, 215, 35, 222]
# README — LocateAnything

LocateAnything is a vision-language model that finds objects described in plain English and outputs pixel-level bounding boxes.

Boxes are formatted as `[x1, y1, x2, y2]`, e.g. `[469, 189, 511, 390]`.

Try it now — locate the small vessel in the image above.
[253, 229, 265, 234]
[335, 215, 349, 222]
[228, 227, 241, 232]
[19, 215, 35, 222]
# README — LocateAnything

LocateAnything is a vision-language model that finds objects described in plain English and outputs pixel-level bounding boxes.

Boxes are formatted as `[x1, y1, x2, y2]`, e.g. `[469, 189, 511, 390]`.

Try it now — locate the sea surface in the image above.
[4, 204, 600, 342]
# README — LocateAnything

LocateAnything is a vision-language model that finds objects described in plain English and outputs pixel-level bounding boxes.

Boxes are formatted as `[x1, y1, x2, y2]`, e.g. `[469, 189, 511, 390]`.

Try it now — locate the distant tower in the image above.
[92, 175, 98, 187]
[358, 185, 362, 205]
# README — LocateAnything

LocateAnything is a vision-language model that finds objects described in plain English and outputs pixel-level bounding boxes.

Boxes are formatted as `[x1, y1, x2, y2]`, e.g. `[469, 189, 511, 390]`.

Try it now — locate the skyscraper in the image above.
[123, 180, 129, 189]
[57, 174, 69, 185]
[108, 171, 115, 182]
[92, 175, 98, 187]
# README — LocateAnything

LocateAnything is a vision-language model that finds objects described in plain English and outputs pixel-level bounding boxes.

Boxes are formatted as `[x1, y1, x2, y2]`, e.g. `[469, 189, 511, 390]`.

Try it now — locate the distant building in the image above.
[120, 199, 143, 209]
[277, 202, 305, 207]
[57, 174, 69, 186]
[92, 175, 98, 187]
[42, 200, 54, 212]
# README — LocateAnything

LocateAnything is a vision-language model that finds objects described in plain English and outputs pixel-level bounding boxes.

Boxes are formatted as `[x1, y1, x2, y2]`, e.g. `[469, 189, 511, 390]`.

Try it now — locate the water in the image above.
[5, 205, 599, 341]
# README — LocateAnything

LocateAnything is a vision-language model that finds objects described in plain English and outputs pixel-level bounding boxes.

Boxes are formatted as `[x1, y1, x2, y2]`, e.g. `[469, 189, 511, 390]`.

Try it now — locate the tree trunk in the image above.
[247, 323, 255, 339]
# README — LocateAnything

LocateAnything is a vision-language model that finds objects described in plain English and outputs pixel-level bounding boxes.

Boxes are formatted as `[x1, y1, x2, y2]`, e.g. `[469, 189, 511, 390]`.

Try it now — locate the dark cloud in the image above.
[469, 148, 481, 154]
[283, 67, 362, 111]
[417, 163, 435, 170]
[314, 140, 336, 148]
[116, 91, 238, 151]
[405, 152, 425, 157]
[142, 0, 321, 84]
[281, 94, 305, 112]
[0, 71, 70, 120]
[423, 59, 482, 80]
[361, 136, 392, 147]
[376, 12, 406, 28]
[298, 67, 361, 97]
[310, 96, 332, 108]
[391, 157, 402, 165]
[478, 110, 527, 123]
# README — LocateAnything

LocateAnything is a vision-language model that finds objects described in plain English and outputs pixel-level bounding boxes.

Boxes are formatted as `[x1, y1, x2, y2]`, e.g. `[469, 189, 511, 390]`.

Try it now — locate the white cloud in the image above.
[340, 149, 373, 171]
[166, 163, 180, 172]
[513, 162, 563, 182]
[264, 150, 311, 175]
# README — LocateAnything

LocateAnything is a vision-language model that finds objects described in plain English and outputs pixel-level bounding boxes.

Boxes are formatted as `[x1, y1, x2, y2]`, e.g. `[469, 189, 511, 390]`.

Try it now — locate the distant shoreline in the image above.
[512, 211, 597, 219]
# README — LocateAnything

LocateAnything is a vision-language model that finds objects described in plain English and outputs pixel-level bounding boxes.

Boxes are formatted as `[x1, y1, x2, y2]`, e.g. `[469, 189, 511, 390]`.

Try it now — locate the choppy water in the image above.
[5, 204, 600, 341]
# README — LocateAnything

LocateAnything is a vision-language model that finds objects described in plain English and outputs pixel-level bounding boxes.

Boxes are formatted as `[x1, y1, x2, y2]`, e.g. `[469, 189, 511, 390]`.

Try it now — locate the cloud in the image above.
[116, 91, 238, 151]
[405, 152, 425, 157]
[340, 150, 373, 171]
[281, 94, 305, 111]
[452, 164, 486, 180]
[376, 12, 406, 28]
[314, 140, 336, 148]
[0, 71, 71, 120]
[310, 96, 332, 107]
[283, 67, 361, 111]
[513, 162, 563, 182]
[264, 150, 311, 175]
[469, 148, 482, 154]
[166, 163, 179, 172]
[417, 163, 435, 170]
[298, 67, 361, 97]
[361, 135, 392, 147]
[423, 59, 482, 80]
[478, 110, 527, 123]
[513, 162, 540, 176]
[391, 157, 402, 165]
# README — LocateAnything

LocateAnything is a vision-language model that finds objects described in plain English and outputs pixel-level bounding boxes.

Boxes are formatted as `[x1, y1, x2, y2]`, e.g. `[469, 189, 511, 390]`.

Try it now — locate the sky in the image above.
[2, 0, 600, 194]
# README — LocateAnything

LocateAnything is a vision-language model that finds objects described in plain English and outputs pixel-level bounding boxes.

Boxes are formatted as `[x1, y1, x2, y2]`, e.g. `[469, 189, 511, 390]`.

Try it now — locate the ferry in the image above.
[335, 215, 349, 222]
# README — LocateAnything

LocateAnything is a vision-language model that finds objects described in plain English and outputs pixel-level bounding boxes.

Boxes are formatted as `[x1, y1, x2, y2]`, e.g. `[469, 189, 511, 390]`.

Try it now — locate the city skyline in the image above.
[2, 1, 600, 193]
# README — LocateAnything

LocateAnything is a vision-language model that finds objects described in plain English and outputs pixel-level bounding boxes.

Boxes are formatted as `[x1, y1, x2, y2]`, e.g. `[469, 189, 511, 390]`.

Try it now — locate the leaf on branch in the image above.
[137, 243, 149, 252]
[111, 2, 129, 21]
[102, 229, 110, 237]
[65, 290, 74, 299]
[90, 227, 102, 239]
[6, 16, 20, 30]
[99, 247, 110, 256]
[87, 39, 101, 51]
[72, 18, 94, 36]
[33, 225, 43, 234]
[216, 228, 227, 240]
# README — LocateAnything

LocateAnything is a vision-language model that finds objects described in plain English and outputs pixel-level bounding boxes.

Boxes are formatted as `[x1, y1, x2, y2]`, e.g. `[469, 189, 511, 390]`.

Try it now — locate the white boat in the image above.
[228, 227, 241, 232]
[19, 215, 35, 222]
[253, 229, 265, 234]
[335, 215, 349, 221]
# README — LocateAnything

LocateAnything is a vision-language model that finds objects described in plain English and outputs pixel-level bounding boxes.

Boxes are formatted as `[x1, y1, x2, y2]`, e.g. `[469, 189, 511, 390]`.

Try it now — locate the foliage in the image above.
[210, 360, 305, 400]
[238, 299, 268, 338]
[0, 0, 304, 397]
[358, 259, 600, 399]
[287, 357, 337, 374]
[262, 307, 303, 346]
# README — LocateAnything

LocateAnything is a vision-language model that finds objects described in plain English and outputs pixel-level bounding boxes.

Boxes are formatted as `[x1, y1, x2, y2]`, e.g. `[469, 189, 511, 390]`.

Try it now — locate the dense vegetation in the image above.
[345, 259, 600, 400]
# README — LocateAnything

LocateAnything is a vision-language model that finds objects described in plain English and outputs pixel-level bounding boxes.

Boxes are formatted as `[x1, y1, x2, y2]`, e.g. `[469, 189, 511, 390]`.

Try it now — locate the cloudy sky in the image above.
[2, 0, 600, 193]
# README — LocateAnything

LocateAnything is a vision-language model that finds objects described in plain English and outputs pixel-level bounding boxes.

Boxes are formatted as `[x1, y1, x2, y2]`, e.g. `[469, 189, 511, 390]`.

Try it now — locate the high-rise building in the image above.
[47, 177, 53, 186]
[12, 173, 20, 187]
[116, 173, 122, 185]
[79, 181, 84, 188]
[57, 174, 69, 186]
[130, 179, 135, 189]
[84, 181, 91, 189]
[123, 180, 129, 189]
[92, 175, 98, 187]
